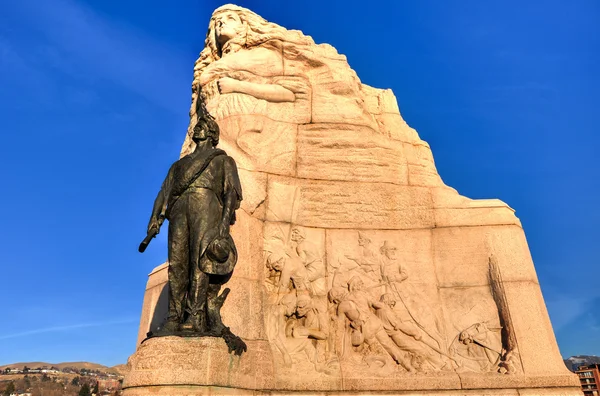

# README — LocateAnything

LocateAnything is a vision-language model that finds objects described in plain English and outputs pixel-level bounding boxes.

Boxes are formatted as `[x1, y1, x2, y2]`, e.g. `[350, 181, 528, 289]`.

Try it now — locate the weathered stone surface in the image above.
[432, 225, 540, 288]
[297, 123, 409, 185]
[266, 176, 435, 229]
[229, 210, 266, 281]
[126, 4, 581, 396]
[136, 262, 168, 346]
[124, 337, 274, 390]
[237, 168, 267, 218]
[219, 276, 267, 341]
[501, 280, 571, 376]
[211, 115, 298, 176]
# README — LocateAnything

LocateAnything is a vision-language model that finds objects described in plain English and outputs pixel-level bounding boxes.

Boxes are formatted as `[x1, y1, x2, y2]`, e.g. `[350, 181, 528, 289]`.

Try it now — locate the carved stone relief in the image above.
[262, 224, 334, 374]
[262, 228, 523, 377]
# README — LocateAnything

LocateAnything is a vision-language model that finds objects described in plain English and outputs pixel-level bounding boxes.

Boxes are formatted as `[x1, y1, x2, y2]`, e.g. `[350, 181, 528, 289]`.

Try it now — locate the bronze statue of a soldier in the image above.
[140, 101, 246, 354]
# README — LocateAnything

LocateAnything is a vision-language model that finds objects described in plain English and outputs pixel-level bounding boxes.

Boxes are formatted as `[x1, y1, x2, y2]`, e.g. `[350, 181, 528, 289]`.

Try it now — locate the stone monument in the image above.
[123, 4, 582, 395]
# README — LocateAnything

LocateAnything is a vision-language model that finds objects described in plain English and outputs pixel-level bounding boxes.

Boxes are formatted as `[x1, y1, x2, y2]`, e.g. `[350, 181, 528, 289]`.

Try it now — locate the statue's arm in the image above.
[218, 76, 295, 103]
[277, 263, 292, 293]
[147, 165, 174, 233]
[219, 156, 243, 237]
[147, 190, 164, 233]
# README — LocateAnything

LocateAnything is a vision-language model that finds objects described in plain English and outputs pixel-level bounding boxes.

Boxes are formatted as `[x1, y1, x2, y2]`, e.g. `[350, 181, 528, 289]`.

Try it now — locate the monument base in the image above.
[123, 337, 581, 396]
[124, 388, 582, 396]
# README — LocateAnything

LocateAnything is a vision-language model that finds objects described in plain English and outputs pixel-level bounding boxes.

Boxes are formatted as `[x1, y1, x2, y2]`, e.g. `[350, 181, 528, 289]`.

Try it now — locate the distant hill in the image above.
[564, 355, 600, 371]
[0, 361, 123, 375]
[111, 364, 129, 376]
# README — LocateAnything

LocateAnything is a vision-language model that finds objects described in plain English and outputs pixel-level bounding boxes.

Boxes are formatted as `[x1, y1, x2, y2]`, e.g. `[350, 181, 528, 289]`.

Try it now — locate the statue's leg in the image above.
[182, 195, 212, 333]
[182, 270, 209, 333]
[156, 207, 189, 335]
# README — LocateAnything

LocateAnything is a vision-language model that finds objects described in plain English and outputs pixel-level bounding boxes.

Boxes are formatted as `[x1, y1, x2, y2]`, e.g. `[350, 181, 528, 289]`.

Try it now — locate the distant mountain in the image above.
[564, 355, 600, 372]
[0, 361, 124, 375]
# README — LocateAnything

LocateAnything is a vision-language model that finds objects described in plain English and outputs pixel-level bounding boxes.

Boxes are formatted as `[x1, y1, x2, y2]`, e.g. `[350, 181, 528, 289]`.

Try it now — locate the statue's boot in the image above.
[180, 306, 207, 334]
[151, 318, 180, 337]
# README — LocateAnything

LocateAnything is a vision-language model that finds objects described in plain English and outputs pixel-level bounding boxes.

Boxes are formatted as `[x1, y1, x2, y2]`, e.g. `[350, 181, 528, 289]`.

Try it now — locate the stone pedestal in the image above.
[123, 337, 274, 394]
[123, 338, 580, 395]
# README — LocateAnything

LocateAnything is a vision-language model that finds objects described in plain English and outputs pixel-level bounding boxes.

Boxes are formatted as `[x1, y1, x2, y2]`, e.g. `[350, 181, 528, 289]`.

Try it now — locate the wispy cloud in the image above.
[3, 0, 192, 114]
[547, 292, 600, 331]
[0, 318, 138, 341]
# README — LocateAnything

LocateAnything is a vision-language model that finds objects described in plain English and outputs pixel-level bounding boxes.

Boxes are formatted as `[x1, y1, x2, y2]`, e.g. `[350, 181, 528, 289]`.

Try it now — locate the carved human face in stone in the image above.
[328, 287, 346, 304]
[384, 247, 397, 260]
[295, 297, 311, 317]
[380, 294, 396, 308]
[271, 257, 284, 271]
[282, 296, 297, 317]
[214, 11, 244, 47]
[459, 331, 473, 345]
[358, 235, 369, 247]
[290, 228, 304, 243]
[348, 277, 364, 292]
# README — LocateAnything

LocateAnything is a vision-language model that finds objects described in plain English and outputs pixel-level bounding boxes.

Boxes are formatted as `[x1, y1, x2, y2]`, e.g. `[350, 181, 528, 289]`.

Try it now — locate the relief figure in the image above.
[450, 322, 503, 373]
[284, 294, 331, 372]
[329, 277, 416, 372]
[379, 241, 445, 351]
[373, 294, 449, 371]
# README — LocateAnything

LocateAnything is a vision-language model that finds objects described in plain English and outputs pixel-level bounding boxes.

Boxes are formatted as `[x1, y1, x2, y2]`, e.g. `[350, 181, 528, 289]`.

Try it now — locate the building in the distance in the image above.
[577, 364, 600, 396]
[97, 378, 122, 392]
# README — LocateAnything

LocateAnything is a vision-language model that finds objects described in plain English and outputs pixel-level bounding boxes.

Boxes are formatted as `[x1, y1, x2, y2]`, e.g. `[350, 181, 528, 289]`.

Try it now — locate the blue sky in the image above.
[0, 0, 598, 366]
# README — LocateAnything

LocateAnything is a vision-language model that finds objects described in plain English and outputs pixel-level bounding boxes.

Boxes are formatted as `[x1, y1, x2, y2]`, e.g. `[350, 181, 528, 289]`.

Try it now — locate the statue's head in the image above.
[290, 227, 305, 243]
[192, 116, 220, 146]
[348, 276, 364, 292]
[295, 293, 312, 317]
[193, 5, 312, 86]
[379, 241, 397, 259]
[213, 8, 246, 52]
[380, 293, 396, 308]
[357, 231, 371, 247]
[328, 286, 347, 305]
[266, 250, 286, 271]
[279, 292, 297, 317]
[199, 5, 264, 63]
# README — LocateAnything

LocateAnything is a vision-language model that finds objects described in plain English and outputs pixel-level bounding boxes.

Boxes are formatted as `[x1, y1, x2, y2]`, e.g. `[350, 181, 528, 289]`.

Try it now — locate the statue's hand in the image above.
[272, 76, 307, 94]
[217, 77, 239, 95]
[147, 217, 161, 235]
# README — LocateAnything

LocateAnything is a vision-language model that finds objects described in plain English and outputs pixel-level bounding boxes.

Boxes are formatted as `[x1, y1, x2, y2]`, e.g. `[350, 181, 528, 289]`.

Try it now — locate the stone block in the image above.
[434, 206, 521, 228]
[458, 372, 581, 390]
[266, 176, 435, 229]
[230, 210, 265, 282]
[220, 276, 267, 341]
[215, 115, 298, 177]
[137, 263, 169, 346]
[124, 337, 274, 391]
[297, 123, 408, 185]
[433, 226, 494, 288]
[517, 387, 584, 396]
[376, 112, 420, 142]
[237, 169, 267, 218]
[341, 372, 461, 392]
[360, 84, 401, 115]
[433, 225, 540, 288]
[485, 225, 539, 284]
[500, 281, 572, 376]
